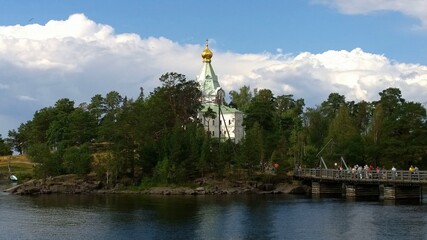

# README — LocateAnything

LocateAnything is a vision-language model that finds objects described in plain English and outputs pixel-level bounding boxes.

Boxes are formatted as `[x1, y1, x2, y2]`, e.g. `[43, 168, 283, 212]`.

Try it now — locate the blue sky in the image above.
[0, 0, 427, 137]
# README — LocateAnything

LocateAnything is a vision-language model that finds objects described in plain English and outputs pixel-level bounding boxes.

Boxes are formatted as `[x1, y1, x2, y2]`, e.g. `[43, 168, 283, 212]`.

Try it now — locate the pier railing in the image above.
[294, 168, 427, 185]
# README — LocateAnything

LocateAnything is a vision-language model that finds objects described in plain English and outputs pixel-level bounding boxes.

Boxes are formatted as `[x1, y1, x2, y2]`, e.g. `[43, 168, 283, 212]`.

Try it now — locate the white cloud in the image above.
[0, 13, 427, 137]
[313, 0, 427, 29]
[17, 95, 37, 102]
[216, 48, 427, 107]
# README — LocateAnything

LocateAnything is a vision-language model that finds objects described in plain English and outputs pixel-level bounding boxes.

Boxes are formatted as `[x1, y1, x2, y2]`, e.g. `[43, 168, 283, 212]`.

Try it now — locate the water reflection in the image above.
[2, 184, 427, 240]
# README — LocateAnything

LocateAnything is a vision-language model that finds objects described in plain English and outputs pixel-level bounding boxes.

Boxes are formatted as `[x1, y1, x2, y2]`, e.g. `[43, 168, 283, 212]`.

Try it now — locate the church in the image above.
[196, 41, 245, 143]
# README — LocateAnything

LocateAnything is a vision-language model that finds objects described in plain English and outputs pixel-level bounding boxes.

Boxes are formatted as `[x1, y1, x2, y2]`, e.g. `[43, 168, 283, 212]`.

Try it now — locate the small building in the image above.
[196, 41, 244, 143]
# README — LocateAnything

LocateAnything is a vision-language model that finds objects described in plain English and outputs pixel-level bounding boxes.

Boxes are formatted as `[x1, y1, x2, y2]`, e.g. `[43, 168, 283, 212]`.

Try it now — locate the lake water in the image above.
[1, 181, 427, 240]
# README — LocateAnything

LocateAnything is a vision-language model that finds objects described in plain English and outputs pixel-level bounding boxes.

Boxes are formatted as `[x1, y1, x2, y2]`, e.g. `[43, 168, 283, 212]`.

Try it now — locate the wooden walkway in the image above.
[294, 168, 427, 186]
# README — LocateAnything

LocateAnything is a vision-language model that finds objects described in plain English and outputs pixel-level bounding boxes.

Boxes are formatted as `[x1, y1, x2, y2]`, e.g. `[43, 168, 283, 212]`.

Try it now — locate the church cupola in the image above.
[201, 39, 213, 62]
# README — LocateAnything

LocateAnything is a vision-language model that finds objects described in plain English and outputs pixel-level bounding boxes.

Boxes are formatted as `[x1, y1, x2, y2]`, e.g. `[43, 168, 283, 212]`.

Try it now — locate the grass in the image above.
[0, 155, 33, 181]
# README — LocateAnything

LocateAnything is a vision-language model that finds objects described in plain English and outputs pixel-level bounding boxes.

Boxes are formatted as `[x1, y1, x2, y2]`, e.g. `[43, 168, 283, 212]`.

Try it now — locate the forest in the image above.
[1, 72, 426, 185]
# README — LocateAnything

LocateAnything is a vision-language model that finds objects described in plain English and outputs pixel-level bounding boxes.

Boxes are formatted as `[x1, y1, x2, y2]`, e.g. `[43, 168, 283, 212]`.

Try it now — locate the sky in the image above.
[1, 0, 427, 137]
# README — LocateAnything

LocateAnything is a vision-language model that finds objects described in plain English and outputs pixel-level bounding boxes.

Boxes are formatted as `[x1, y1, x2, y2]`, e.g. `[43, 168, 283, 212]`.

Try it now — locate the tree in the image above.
[98, 91, 124, 142]
[244, 89, 275, 131]
[7, 129, 21, 154]
[351, 100, 372, 135]
[303, 107, 329, 149]
[325, 105, 363, 165]
[320, 93, 346, 120]
[365, 103, 384, 166]
[29, 107, 57, 144]
[199, 134, 213, 177]
[68, 107, 97, 145]
[0, 135, 12, 156]
[366, 88, 427, 168]
[111, 98, 146, 180]
[46, 98, 77, 148]
[202, 107, 216, 132]
[377, 88, 404, 116]
[158, 72, 202, 126]
[88, 94, 105, 124]
[238, 122, 264, 175]
[270, 95, 305, 171]
[229, 85, 253, 112]
[27, 143, 59, 178]
[62, 144, 92, 175]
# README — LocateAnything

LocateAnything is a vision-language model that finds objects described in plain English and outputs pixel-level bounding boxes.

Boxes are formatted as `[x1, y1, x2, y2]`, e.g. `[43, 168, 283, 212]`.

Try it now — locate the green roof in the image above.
[201, 103, 243, 114]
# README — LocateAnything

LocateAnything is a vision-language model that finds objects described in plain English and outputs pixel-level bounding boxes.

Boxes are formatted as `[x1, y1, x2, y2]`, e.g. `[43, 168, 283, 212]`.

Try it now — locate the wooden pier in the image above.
[294, 168, 426, 199]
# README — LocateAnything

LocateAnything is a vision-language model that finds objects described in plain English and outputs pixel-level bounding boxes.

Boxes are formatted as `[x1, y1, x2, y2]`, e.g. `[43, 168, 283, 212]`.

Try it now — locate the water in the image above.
[1, 181, 427, 240]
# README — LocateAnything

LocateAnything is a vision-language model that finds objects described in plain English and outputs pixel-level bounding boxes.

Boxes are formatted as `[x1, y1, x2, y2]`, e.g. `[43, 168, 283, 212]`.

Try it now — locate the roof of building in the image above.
[200, 102, 243, 114]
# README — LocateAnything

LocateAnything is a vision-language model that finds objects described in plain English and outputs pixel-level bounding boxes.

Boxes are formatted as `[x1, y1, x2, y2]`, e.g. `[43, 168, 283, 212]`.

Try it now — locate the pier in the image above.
[294, 168, 426, 199]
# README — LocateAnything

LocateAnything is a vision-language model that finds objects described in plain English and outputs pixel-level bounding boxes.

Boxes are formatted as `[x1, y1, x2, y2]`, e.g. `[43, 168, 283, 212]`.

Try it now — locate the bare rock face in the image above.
[5, 174, 102, 195]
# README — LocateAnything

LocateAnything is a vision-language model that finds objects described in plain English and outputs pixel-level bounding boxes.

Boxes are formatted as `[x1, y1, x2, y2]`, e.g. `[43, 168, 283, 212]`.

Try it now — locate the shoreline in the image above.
[3, 174, 310, 196]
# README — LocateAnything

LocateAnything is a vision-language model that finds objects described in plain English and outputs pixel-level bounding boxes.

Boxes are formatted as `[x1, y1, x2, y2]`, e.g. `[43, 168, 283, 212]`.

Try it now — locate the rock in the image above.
[4, 174, 305, 196]
[258, 183, 274, 191]
[5, 174, 103, 195]
[185, 189, 195, 195]
[289, 185, 310, 195]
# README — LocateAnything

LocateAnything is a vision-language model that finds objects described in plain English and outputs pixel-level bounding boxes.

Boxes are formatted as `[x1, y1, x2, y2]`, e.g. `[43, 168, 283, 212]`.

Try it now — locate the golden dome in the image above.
[201, 39, 213, 62]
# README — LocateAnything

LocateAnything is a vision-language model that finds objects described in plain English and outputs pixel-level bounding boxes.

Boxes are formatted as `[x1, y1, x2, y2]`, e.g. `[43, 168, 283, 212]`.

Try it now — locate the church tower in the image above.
[197, 40, 244, 143]
[197, 40, 225, 104]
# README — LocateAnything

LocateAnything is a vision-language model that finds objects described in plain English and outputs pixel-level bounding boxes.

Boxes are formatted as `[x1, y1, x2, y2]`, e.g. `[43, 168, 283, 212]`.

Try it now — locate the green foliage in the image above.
[321, 93, 346, 120]
[198, 135, 211, 176]
[7, 69, 427, 185]
[229, 85, 253, 112]
[27, 143, 59, 178]
[154, 157, 170, 184]
[304, 108, 329, 149]
[138, 178, 158, 190]
[202, 107, 216, 132]
[238, 122, 264, 174]
[243, 89, 275, 131]
[0, 135, 12, 156]
[62, 144, 91, 175]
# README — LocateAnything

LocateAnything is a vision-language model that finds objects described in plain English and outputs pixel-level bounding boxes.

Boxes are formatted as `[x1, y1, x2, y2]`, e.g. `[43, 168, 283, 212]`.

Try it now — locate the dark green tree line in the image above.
[5, 72, 427, 184]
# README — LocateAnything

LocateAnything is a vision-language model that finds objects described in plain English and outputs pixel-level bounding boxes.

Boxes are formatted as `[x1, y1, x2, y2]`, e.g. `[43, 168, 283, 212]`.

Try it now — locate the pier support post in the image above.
[383, 185, 422, 200]
[345, 184, 379, 199]
[312, 182, 343, 196]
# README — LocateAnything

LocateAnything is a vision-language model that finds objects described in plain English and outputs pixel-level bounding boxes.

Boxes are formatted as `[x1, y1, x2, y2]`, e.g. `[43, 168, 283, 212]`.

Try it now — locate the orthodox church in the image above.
[196, 41, 244, 143]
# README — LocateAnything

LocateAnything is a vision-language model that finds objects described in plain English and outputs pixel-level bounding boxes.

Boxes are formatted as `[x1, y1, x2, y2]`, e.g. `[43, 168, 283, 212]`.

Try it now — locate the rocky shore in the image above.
[4, 174, 102, 195]
[3, 174, 310, 196]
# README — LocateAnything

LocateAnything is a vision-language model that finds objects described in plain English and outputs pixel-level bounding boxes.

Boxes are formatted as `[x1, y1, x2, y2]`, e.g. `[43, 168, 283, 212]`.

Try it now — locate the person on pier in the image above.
[391, 166, 397, 179]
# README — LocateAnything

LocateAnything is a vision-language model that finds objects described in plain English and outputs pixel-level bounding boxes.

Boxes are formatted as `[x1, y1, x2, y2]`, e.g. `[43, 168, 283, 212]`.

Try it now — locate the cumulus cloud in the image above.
[0, 13, 427, 136]
[217, 48, 427, 108]
[312, 0, 427, 29]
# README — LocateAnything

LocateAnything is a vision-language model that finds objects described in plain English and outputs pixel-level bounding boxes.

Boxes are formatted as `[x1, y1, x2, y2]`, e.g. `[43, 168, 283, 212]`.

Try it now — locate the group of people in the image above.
[349, 164, 381, 179]
[408, 165, 419, 173]
[337, 164, 420, 180]
[391, 165, 419, 176]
